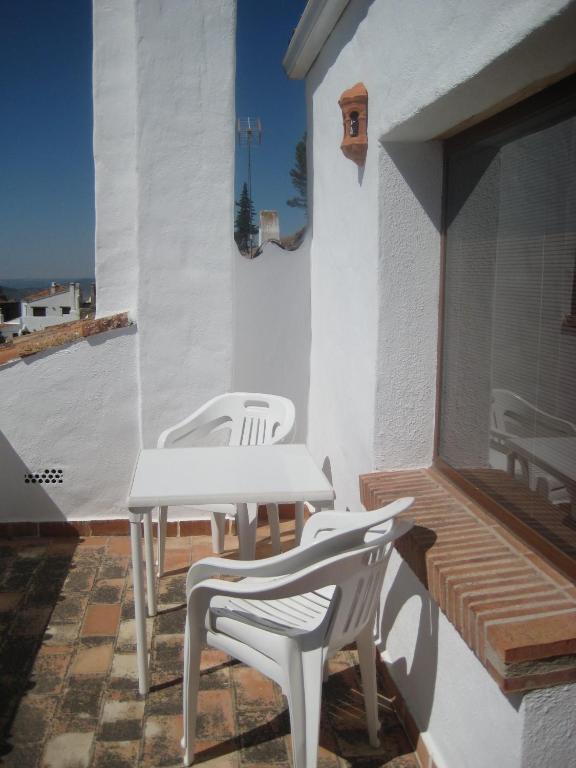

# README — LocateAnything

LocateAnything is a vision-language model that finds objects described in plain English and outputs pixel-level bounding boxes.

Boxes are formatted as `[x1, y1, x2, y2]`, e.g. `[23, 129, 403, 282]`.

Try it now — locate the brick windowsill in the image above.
[0, 312, 132, 366]
[360, 468, 576, 693]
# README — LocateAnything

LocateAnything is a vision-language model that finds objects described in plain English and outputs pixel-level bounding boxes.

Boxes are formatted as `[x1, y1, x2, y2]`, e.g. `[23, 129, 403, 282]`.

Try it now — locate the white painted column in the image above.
[134, 0, 236, 446]
[92, 0, 139, 317]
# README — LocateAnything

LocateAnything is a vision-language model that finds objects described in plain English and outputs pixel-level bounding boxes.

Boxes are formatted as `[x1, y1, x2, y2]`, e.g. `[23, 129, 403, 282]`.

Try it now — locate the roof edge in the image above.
[283, 0, 350, 80]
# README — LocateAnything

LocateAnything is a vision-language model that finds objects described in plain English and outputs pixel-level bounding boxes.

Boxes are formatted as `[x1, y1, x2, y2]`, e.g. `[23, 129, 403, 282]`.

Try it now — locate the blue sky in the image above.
[0, 0, 94, 280]
[235, 0, 308, 237]
[0, 0, 307, 281]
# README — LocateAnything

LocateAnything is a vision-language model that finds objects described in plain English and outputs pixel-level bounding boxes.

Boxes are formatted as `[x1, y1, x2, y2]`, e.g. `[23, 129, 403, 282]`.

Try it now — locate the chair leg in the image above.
[237, 503, 258, 560]
[182, 619, 202, 766]
[157, 506, 168, 577]
[357, 625, 380, 748]
[301, 648, 324, 768]
[285, 645, 307, 768]
[536, 476, 550, 498]
[210, 512, 226, 554]
[267, 503, 281, 554]
[143, 511, 157, 617]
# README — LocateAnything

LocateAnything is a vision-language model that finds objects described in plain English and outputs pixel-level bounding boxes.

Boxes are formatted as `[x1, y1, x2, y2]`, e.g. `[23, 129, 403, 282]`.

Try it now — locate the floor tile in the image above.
[71, 643, 114, 676]
[0, 593, 24, 613]
[81, 604, 121, 637]
[41, 731, 94, 768]
[91, 740, 140, 768]
[10, 694, 58, 743]
[90, 579, 125, 604]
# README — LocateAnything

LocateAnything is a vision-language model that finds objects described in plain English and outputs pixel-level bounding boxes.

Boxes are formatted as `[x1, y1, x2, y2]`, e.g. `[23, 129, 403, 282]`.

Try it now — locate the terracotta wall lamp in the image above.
[338, 82, 368, 166]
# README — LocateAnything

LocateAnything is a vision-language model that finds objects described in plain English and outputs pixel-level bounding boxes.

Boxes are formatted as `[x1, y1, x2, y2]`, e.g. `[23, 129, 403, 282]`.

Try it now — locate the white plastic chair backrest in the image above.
[202, 518, 413, 648]
[185, 498, 414, 595]
[324, 519, 413, 650]
[491, 389, 576, 439]
[158, 392, 295, 449]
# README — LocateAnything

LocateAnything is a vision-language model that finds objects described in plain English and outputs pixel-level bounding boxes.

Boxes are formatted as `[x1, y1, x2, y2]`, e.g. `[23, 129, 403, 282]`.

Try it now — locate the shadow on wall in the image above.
[382, 141, 444, 235]
[308, 0, 374, 97]
[377, 533, 439, 732]
[0, 431, 66, 523]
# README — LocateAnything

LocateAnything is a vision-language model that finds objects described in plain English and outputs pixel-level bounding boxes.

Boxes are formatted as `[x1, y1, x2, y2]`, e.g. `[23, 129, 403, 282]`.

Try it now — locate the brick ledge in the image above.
[0, 312, 132, 366]
[360, 468, 576, 693]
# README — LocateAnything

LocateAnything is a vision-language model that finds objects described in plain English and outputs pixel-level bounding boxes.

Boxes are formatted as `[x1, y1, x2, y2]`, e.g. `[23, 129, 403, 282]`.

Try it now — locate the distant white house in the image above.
[0, 309, 21, 341]
[18, 282, 81, 334]
[0, 282, 81, 341]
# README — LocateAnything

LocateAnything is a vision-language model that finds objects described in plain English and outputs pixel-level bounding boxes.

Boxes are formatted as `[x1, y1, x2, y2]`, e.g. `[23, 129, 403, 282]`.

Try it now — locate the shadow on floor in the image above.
[0, 536, 79, 759]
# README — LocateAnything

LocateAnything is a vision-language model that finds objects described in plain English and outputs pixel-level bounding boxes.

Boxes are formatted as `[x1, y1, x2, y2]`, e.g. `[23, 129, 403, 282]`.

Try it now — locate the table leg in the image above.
[129, 509, 149, 695]
[237, 503, 258, 560]
[143, 511, 157, 617]
[267, 503, 281, 555]
[295, 501, 305, 545]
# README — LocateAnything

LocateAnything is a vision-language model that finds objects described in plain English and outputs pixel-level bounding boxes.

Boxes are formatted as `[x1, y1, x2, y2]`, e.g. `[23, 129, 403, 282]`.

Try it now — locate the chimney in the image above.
[258, 211, 280, 246]
[50, 281, 56, 296]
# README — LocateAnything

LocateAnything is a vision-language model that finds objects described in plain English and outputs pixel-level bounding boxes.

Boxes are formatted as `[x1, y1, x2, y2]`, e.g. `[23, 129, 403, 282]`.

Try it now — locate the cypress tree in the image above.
[234, 182, 258, 253]
[287, 133, 307, 217]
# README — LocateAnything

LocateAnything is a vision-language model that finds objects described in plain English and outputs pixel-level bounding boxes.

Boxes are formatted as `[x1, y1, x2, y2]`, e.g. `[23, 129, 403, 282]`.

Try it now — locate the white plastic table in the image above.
[504, 435, 576, 518]
[127, 444, 335, 693]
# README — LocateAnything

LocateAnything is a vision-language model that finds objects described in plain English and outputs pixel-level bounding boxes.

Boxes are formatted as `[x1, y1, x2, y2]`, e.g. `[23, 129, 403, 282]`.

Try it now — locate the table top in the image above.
[505, 435, 576, 484]
[128, 444, 335, 508]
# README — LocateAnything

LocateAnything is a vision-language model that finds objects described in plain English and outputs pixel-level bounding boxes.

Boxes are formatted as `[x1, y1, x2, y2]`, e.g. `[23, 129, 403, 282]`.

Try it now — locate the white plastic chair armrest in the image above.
[157, 395, 227, 447]
[186, 529, 351, 593]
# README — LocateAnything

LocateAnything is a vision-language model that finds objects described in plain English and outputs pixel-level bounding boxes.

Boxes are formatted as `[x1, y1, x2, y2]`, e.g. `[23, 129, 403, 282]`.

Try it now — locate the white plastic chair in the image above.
[156, 393, 295, 574]
[182, 498, 414, 767]
[491, 388, 576, 500]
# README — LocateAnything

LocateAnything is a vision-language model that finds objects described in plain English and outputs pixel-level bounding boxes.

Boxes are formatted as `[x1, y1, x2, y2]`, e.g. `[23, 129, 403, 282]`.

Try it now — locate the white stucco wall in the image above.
[306, 39, 380, 510]
[306, 0, 576, 507]
[1, 0, 237, 523]
[134, 0, 236, 446]
[369, 0, 576, 142]
[380, 550, 524, 768]
[302, 0, 576, 765]
[233, 238, 310, 442]
[0, 328, 140, 521]
[381, 549, 576, 768]
[375, 143, 442, 470]
[521, 683, 576, 768]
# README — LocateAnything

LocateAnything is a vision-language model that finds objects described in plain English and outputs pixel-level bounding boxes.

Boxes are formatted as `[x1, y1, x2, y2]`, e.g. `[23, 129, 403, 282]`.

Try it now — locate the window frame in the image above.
[434, 74, 576, 581]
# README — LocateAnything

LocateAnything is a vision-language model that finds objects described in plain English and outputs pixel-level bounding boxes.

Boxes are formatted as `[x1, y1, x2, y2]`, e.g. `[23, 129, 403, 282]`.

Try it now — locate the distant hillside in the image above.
[0, 278, 94, 301]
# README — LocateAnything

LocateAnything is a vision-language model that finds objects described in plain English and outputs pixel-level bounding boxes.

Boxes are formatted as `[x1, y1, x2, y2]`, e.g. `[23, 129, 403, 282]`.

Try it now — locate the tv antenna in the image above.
[236, 117, 262, 255]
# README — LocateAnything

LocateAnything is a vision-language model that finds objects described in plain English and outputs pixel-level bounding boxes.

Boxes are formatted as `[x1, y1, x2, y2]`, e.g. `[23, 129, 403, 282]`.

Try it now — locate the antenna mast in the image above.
[236, 117, 262, 256]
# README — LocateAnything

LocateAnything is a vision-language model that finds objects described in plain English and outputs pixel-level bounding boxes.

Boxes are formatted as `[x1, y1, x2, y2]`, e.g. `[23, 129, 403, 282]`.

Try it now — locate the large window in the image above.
[438, 78, 576, 573]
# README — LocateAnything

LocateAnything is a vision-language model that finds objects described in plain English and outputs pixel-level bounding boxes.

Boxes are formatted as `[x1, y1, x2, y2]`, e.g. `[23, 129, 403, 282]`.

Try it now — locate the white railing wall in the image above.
[233, 236, 311, 442]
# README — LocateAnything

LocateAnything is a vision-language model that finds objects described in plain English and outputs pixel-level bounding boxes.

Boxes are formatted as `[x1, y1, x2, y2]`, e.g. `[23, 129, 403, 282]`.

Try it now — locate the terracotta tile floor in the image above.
[0, 522, 418, 768]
